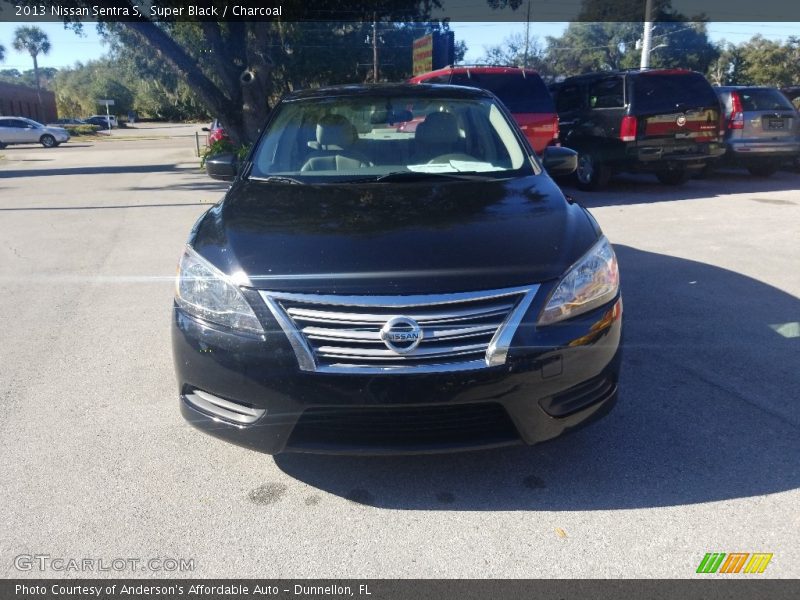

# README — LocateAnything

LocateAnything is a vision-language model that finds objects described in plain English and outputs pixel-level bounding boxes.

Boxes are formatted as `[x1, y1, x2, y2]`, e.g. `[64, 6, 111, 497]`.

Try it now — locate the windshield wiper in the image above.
[349, 171, 497, 183]
[249, 175, 306, 185]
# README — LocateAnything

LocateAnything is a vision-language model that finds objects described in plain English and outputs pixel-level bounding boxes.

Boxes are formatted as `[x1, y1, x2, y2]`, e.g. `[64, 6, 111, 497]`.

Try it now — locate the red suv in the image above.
[409, 65, 559, 154]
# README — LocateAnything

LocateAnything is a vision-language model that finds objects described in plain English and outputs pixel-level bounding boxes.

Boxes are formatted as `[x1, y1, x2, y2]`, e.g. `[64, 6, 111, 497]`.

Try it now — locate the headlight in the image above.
[538, 236, 619, 326]
[175, 246, 263, 334]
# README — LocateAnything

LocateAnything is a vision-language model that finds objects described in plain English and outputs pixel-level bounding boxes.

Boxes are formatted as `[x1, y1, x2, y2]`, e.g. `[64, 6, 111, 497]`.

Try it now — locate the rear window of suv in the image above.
[450, 72, 555, 114]
[632, 73, 718, 114]
[736, 89, 795, 112]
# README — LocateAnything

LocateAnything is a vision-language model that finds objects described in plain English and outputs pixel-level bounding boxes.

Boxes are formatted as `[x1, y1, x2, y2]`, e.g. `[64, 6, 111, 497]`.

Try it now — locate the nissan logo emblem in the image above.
[380, 316, 423, 354]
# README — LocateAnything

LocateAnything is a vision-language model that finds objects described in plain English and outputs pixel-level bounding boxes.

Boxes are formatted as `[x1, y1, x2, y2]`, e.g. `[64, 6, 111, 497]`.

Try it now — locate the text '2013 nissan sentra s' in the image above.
[171, 83, 622, 455]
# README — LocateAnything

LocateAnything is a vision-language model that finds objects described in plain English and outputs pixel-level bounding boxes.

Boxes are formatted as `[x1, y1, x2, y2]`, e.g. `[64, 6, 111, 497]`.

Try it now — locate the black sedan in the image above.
[172, 83, 622, 454]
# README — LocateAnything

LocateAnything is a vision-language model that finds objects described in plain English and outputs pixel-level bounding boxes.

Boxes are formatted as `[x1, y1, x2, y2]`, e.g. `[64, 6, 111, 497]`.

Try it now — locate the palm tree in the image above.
[12, 26, 51, 96]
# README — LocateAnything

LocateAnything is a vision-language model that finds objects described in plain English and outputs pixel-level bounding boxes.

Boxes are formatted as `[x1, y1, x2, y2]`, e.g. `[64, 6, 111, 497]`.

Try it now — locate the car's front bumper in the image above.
[171, 295, 623, 455]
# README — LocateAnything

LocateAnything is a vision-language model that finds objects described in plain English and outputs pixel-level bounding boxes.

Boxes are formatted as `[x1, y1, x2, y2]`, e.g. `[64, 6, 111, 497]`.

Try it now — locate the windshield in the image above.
[249, 94, 535, 182]
[22, 118, 44, 128]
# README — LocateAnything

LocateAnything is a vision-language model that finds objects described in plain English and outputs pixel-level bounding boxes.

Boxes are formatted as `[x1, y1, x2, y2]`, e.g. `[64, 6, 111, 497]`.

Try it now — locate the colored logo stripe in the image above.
[744, 553, 773, 574]
[696, 553, 773, 574]
[719, 553, 749, 573]
[697, 553, 726, 573]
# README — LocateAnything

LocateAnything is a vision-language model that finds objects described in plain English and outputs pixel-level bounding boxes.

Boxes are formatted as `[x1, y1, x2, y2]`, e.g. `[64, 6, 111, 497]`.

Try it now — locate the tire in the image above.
[747, 163, 778, 177]
[575, 151, 610, 191]
[655, 168, 690, 185]
[40, 134, 56, 148]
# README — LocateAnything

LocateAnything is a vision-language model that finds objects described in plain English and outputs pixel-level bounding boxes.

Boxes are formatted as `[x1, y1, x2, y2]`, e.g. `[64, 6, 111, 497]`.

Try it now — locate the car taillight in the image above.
[729, 92, 744, 130]
[552, 114, 560, 144]
[620, 115, 637, 142]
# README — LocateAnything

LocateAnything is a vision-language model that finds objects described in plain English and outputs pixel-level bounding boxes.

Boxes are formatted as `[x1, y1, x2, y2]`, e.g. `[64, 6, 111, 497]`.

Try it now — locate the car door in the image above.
[1, 119, 32, 143]
[0, 119, 14, 143]
[20, 120, 41, 143]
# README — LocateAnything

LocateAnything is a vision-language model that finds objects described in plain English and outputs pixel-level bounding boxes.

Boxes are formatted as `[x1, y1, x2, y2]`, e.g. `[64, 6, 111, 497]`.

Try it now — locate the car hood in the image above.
[191, 176, 600, 295]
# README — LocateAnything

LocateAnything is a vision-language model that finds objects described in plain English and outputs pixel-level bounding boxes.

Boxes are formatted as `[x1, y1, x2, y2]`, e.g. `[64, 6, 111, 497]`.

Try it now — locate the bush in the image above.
[63, 124, 102, 136]
[200, 139, 252, 168]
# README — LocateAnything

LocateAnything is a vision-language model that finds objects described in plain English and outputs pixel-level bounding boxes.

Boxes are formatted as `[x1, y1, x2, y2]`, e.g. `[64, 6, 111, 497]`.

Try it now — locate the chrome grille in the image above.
[259, 285, 539, 374]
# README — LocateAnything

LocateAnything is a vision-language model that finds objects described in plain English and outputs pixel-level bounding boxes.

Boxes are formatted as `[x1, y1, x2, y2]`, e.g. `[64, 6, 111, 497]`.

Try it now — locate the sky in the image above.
[0, 21, 799, 71]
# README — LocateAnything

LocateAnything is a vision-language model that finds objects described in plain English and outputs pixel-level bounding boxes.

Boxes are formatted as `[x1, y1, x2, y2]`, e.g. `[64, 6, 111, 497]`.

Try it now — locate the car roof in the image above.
[415, 65, 542, 77]
[562, 68, 698, 81]
[282, 83, 495, 102]
[715, 85, 780, 91]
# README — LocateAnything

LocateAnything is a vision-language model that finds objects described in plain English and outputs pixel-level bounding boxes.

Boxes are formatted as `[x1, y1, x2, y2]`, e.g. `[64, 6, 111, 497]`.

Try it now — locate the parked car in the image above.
[0, 116, 70, 148]
[409, 65, 559, 154]
[552, 69, 725, 190]
[85, 114, 118, 128]
[173, 83, 622, 454]
[705, 86, 800, 177]
[47, 118, 87, 126]
[202, 118, 228, 145]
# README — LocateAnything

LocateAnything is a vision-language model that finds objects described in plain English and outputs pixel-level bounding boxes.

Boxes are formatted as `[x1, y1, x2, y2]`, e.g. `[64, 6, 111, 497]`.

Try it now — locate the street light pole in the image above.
[372, 14, 379, 82]
[640, 0, 654, 70]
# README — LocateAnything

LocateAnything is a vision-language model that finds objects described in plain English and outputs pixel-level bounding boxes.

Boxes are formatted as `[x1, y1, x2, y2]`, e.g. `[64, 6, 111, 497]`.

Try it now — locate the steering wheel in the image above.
[427, 153, 478, 164]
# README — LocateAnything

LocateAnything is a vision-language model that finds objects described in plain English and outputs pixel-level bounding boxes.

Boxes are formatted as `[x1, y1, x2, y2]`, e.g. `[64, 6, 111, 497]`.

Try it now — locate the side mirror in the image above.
[542, 146, 578, 178]
[205, 153, 238, 181]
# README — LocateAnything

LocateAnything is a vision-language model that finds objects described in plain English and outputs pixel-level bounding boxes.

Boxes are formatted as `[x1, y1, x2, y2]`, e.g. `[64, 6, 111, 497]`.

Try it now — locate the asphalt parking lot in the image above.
[0, 124, 798, 578]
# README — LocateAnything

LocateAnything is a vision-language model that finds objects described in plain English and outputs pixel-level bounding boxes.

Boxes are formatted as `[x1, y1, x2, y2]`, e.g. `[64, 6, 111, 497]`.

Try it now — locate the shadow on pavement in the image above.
[559, 169, 800, 207]
[275, 246, 799, 510]
[0, 164, 196, 178]
[0, 202, 210, 212]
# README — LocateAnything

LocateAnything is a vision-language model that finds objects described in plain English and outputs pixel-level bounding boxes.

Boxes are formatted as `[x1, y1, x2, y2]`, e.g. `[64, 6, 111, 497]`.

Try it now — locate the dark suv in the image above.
[410, 66, 559, 154]
[553, 69, 725, 190]
[173, 84, 622, 455]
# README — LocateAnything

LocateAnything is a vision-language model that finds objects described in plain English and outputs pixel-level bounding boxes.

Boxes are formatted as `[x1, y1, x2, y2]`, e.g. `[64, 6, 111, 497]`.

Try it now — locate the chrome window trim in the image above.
[259, 285, 540, 374]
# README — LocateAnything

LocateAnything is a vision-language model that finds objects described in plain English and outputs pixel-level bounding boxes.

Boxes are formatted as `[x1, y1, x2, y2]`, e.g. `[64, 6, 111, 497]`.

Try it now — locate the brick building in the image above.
[0, 81, 58, 123]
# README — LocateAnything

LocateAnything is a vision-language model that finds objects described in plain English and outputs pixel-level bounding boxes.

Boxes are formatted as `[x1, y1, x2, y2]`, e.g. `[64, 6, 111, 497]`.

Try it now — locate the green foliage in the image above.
[54, 60, 135, 118]
[481, 2, 717, 81]
[12, 26, 52, 90]
[199, 139, 252, 168]
[63, 124, 101, 136]
[12, 26, 51, 57]
[734, 35, 800, 87]
[0, 67, 58, 89]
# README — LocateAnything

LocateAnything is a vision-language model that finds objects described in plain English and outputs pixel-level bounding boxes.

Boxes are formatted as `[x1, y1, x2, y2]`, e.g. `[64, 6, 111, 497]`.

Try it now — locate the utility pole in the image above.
[372, 14, 379, 82]
[523, 0, 531, 68]
[640, 0, 654, 70]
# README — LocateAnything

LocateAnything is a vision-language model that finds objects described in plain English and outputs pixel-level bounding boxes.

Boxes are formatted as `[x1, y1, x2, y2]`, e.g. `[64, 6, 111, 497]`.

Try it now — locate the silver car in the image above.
[714, 86, 800, 176]
[0, 116, 71, 149]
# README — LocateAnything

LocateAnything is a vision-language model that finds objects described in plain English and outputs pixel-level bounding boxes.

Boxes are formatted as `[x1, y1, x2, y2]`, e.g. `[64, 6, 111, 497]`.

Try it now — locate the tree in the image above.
[0, 44, 6, 63]
[12, 26, 52, 95]
[734, 35, 800, 87]
[49, 1, 448, 144]
[480, 32, 550, 78]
